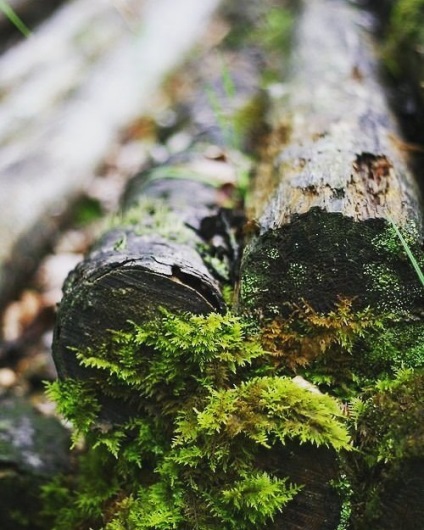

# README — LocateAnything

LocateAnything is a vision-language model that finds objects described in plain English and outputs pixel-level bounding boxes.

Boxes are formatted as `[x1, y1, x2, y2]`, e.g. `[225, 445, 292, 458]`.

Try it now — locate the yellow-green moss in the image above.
[44, 310, 351, 529]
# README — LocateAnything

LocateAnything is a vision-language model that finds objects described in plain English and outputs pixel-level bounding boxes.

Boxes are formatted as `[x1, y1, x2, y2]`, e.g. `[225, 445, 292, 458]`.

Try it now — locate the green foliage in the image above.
[332, 474, 353, 530]
[73, 196, 104, 226]
[383, 0, 424, 74]
[174, 376, 350, 452]
[46, 310, 351, 529]
[45, 379, 100, 445]
[343, 368, 424, 528]
[259, 297, 424, 401]
[108, 197, 196, 246]
[261, 298, 379, 371]
[355, 368, 424, 465]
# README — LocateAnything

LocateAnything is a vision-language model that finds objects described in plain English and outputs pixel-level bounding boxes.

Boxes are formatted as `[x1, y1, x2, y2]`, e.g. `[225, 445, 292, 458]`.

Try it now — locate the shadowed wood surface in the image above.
[264, 444, 342, 530]
[240, 0, 424, 316]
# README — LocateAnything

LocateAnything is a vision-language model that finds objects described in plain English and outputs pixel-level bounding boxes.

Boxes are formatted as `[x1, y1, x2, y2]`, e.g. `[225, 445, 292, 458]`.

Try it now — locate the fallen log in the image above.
[0, 0, 220, 310]
[52, 151, 241, 423]
[50, 3, 352, 529]
[240, 0, 424, 317]
[239, 1, 424, 529]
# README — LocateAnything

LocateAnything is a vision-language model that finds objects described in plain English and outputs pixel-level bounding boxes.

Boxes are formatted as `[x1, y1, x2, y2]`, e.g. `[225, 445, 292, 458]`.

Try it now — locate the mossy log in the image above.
[349, 369, 424, 530]
[240, 0, 424, 317]
[52, 152, 242, 423]
[0, 396, 70, 530]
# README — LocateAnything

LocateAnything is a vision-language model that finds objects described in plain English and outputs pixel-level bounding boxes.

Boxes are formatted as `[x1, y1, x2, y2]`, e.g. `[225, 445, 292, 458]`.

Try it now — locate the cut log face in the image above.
[240, 0, 424, 316]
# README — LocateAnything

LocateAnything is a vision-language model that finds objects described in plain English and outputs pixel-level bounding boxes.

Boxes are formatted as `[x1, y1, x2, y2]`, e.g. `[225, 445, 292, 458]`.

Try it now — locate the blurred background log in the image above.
[0, 0, 220, 310]
[0, 0, 64, 49]
[0, 396, 70, 530]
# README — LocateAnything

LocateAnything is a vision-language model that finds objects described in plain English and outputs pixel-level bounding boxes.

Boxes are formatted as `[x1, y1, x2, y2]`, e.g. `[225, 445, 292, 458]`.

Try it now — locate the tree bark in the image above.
[240, 0, 424, 317]
[239, 1, 424, 529]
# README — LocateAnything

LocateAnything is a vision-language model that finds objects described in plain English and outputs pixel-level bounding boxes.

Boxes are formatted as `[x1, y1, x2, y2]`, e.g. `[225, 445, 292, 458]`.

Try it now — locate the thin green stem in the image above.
[387, 215, 424, 288]
[0, 0, 31, 37]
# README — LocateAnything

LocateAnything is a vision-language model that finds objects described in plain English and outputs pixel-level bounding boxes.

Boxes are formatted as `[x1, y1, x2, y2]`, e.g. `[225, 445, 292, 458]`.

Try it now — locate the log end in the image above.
[240, 208, 424, 317]
[53, 231, 224, 423]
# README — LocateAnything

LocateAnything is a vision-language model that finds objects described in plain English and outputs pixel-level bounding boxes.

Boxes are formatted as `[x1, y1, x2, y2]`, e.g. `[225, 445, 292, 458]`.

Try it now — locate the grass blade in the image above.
[0, 0, 31, 37]
[387, 216, 424, 288]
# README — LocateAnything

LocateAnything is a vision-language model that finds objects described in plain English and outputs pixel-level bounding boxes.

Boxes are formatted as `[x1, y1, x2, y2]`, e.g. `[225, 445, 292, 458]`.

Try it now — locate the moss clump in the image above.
[260, 297, 424, 400]
[240, 210, 424, 317]
[261, 297, 379, 373]
[346, 369, 424, 529]
[44, 310, 351, 529]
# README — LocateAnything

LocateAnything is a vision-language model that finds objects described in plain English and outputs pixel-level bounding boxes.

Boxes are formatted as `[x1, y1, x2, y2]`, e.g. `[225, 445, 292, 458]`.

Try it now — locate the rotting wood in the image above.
[0, 0, 220, 310]
[50, 0, 286, 425]
[51, 2, 350, 528]
[240, 0, 424, 317]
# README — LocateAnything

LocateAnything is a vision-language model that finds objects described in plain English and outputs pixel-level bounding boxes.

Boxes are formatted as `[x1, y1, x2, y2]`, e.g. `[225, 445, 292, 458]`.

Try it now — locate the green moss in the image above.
[383, 0, 424, 74]
[45, 310, 351, 529]
[363, 263, 406, 312]
[286, 262, 309, 288]
[239, 270, 264, 301]
[45, 379, 101, 446]
[371, 221, 420, 257]
[73, 196, 104, 226]
[108, 197, 196, 246]
[240, 210, 424, 318]
[332, 474, 353, 530]
[346, 369, 424, 529]
[360, 318, 424, 376]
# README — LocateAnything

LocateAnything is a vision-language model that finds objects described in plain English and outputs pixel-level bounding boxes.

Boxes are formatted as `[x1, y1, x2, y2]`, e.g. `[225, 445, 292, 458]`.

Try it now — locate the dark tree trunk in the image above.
[240, 0, 424, 317]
